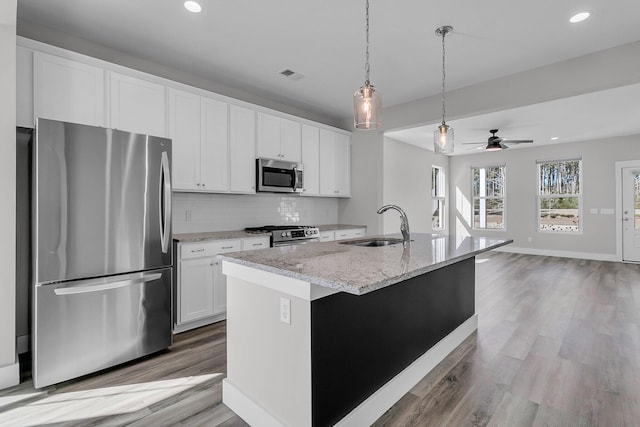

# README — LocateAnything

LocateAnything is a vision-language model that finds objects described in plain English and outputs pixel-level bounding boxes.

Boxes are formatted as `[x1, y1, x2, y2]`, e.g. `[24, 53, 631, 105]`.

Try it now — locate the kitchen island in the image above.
[219, 233, 512, 427]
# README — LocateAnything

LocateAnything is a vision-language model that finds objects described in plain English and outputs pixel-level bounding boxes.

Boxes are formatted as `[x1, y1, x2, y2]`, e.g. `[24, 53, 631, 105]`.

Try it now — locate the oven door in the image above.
[257, 158, 304, 193]
[272, 238, 320, 248]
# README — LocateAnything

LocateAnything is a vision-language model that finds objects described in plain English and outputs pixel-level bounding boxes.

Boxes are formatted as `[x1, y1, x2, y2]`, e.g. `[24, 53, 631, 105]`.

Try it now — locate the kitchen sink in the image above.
[340, 238, 405, 247]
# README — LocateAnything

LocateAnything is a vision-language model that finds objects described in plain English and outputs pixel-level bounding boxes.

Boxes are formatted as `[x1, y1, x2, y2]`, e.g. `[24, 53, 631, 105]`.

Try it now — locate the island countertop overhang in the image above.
[218, 233, 512, 296]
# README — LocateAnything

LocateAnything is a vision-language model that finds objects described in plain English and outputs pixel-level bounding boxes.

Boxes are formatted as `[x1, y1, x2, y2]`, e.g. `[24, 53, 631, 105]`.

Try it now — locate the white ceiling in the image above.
[17, 0, 640, 147]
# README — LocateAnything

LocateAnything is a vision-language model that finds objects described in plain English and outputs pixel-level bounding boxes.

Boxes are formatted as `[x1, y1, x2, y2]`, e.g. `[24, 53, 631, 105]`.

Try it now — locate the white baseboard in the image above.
[493, 246, 617, 262]
[223, 379, 285, 427]
[0, 359, 20, 390]
[223, 315, 478, 427]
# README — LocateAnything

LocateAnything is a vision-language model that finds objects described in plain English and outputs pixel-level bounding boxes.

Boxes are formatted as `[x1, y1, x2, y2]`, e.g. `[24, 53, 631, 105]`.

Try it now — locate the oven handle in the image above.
[273, 238, 320, 247]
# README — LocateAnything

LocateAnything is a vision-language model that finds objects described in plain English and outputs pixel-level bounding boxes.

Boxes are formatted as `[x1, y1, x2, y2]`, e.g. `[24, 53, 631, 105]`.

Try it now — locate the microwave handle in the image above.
[293, 166, 299, 191]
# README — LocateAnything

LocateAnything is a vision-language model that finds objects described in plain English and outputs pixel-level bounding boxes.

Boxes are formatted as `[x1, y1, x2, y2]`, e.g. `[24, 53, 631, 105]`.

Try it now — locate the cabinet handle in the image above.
[252, 243, 263, 246]
[191, 248, 205, 253]
[221, 246, 234, 249]
[210, 262, 214, 266]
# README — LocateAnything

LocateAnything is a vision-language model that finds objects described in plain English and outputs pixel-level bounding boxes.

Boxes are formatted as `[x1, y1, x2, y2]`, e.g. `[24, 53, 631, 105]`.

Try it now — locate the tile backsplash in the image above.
[172, 192, 339, 234]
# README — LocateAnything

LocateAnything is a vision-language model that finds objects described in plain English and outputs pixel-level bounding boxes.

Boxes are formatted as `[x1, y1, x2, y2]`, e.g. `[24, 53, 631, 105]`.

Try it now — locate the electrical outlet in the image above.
[280, 297, 291, 324]
[527, 236, 532, 243]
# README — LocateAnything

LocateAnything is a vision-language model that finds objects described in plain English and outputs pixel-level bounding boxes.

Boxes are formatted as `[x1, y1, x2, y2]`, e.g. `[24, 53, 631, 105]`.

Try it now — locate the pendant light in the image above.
[434, 25, 453, 154]
[353, 0, 381, 130]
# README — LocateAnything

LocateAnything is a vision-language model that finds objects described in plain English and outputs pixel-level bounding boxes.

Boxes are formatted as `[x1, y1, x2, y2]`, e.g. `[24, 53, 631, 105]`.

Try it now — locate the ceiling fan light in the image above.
[354, 82, 381, 129]
[434, 124, 454, 154]
[485, 141, 502, 151]
[569, 12, 590, 23]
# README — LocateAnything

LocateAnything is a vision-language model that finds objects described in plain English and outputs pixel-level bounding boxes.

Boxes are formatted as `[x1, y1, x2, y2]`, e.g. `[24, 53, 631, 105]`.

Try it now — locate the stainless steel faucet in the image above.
[377, 205, 410, 248]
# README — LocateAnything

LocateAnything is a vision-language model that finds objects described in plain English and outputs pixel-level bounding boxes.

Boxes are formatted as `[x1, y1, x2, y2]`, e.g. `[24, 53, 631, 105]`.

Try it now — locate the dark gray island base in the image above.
[220, 234, 511, 426]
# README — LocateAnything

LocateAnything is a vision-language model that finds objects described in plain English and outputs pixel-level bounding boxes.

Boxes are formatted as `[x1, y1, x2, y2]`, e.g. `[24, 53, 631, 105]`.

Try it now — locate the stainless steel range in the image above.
[245, 225, 320, 247]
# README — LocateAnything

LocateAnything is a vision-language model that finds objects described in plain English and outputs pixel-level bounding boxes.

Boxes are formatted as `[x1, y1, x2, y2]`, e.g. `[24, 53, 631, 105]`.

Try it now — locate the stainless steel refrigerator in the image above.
[32, 118, 173, 388]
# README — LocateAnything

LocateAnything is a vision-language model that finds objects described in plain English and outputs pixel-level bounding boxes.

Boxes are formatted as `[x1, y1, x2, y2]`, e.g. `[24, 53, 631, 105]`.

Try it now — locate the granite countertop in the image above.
[219, 233, 512, 295]
[173, 224, 367, 243]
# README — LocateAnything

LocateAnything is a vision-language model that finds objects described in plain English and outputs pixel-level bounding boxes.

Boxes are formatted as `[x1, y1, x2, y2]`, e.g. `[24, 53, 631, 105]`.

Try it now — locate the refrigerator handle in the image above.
[53, 272, 162, 296]
[160, 151, 172, 253]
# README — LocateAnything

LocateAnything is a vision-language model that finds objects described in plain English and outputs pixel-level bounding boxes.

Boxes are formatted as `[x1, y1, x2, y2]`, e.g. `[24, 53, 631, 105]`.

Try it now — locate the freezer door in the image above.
[33, 268, 172, 388]
[34, 119, 172, 284]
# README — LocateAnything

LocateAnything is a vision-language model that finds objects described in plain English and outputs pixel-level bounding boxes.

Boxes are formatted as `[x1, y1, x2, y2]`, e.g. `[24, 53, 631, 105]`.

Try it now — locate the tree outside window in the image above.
[472, 165, 505, 230]
[538, 159, 581, 232]
[432, 166, 445, 231]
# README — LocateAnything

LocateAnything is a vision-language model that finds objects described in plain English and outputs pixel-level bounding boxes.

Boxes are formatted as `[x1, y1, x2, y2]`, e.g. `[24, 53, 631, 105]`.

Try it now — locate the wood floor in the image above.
[1, 252, 639, 426]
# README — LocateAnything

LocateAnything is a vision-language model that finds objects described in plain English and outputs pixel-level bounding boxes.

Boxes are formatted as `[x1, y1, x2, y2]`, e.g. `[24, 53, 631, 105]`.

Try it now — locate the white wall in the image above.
[0, 0, 19, 389]
[381, 137, 449, 234]
[338, 130, 384, 235]
[173, 192, 339, 234]
[449, 134, 640, 260]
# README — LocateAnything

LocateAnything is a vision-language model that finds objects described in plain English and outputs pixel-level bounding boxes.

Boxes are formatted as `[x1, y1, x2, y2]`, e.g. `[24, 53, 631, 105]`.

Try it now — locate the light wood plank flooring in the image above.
[1, 252, 639, 426]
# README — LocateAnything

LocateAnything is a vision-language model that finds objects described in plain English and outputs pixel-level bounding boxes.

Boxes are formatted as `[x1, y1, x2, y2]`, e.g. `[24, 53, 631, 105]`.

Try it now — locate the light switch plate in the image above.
[590, 208, 598, 215]
[600, 208, 614, 215]
[280, 297, 291, 324]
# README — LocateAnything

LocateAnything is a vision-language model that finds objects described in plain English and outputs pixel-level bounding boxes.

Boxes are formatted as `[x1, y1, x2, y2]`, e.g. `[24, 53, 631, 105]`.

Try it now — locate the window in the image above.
[472, 165, 505, 229]
[431, 166, 445, 230]
[537, 159, 581, 232]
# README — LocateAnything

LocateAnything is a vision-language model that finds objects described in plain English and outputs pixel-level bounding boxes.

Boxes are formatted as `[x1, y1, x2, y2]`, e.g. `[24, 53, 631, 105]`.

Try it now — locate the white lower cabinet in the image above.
[319, 231, 335, 242]
[175, 236, 269, 333]
[333, 228, 366, 241]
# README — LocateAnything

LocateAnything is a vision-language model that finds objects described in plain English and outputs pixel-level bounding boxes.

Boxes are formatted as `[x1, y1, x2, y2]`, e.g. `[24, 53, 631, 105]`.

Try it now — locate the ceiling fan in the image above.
[463, 129, 534, 151]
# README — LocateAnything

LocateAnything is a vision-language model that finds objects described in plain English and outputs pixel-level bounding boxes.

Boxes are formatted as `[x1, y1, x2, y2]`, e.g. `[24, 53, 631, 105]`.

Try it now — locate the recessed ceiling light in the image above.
[569, 12, 590, 23]
[550, 136, 559, 140]
[184, 1, 202, 13]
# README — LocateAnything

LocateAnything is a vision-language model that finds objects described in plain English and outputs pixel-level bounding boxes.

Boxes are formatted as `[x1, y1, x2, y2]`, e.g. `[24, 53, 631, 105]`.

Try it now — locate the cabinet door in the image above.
[34, 51, 105, 127]
[201, 97, 229, 192]
[334, 133, 351, 197]
[229, 104, 256, 193]
[179, 257, 215, 323]
[110, 71, 166, 137]
[168, 88, 201, 191]
[319, 129, 337, 196]
[319, 231, 334, 242]
[281, 118, 301, 162]
[301, 124, 320, 196]
[257, 112, 281, 160]
[212, 260, 226, 315]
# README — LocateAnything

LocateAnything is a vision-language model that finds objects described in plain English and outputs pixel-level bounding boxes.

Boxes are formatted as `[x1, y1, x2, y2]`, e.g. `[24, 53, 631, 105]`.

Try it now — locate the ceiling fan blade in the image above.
[501, 139, 533, 144]
[499, 143, 509, 149]
[461, 142, 487, 145]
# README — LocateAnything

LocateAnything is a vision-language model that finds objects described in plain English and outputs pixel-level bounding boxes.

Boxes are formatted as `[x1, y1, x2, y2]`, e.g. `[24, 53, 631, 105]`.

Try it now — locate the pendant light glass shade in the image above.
[434, 25, 453, 153]
[354, 82, 381, 129]
[434, 124, 454, 154]
[353, 0, 381, 130]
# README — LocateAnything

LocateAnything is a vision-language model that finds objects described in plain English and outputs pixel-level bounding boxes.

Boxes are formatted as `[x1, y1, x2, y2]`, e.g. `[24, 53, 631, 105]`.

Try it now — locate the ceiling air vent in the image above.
[280, 69, 304, 81]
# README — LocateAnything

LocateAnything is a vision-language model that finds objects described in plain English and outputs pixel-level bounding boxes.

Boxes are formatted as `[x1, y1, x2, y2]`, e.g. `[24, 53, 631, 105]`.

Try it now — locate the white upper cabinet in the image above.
[169, 88, 229, 192]
[16, 46, 34, 128]
[301, 124, 320, 196]
[319, 129, 351, 197]
[229, 104, 256, 193]
[109, 71, 166, 137]
[169, 88, 201, 191]
[257, 112, 301, 162]
[33, 51, 105, 127]
[201, 97, 229, 192]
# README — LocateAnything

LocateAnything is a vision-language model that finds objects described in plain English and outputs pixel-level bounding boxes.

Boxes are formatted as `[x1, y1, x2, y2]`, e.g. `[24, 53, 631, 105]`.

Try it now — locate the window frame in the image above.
[536, 158, 583, 234]
[471, 164, 506, 231]
[431, 165, 446, 231]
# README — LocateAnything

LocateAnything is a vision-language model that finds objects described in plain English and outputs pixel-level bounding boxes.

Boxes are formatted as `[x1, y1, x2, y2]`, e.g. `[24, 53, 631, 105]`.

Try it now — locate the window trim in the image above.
[431, 165, 446, 231]
[471, 164, 506, 231]
[536, 158, 583, 234]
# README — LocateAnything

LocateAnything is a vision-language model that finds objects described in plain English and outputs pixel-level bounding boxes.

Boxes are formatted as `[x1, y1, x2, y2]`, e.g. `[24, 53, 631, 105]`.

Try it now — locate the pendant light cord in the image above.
[440, 29, 446, 125]
[365, 0, 370, 85]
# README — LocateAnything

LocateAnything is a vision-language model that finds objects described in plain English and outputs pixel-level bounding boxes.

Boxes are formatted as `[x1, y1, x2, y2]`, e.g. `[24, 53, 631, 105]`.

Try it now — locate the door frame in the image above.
[615, 160, 640, 262]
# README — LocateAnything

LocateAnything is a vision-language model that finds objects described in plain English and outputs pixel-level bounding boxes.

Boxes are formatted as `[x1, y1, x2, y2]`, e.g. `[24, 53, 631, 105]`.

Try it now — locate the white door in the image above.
[201, 97, 229, 191]
[622, 167, 640, 262]
[179, 257, 215, 323]
[334, 133, 351, 197]
[257, 112, 281, 160]
[281, 118, 301, 162]
[319, 129, 337, 196]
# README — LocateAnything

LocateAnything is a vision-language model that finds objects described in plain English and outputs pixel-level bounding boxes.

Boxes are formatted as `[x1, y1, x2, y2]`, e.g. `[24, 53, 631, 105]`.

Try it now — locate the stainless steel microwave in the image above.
[256, 158, 304, 193]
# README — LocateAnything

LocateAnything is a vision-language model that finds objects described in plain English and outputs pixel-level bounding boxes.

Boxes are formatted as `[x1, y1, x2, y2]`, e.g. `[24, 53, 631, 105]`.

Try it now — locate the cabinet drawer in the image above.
[242, 237, 270, 250]
[334, 228, 366, 241]
[319, 231, 334, 242]
[180, 240, 241, 259]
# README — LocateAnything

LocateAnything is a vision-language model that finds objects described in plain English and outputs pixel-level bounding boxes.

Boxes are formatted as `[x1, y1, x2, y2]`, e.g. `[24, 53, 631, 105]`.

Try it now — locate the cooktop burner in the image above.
[245, 225, 315, 234]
